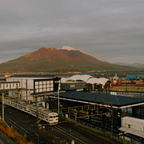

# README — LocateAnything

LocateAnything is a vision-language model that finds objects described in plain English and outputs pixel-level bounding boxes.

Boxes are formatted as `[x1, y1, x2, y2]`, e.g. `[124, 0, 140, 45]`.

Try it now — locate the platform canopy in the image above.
[61, 75, 109, 86]
[57, 91, 144, 109]
[61, 74, 92, 83]
[87, 77, 109, 85]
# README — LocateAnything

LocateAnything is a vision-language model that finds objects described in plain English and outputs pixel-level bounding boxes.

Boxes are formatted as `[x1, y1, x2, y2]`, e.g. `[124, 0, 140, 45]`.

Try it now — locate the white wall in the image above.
[0, 82, 21, 90]
[6, 77, 55, 101]
[122, 116, 144, 132]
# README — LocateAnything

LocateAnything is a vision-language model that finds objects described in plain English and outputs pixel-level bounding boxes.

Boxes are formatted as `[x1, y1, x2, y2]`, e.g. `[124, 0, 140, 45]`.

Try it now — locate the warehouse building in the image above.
[61, 74, 109, 91]
[119, 116, 144, 143]
[6, 74, 60, 101]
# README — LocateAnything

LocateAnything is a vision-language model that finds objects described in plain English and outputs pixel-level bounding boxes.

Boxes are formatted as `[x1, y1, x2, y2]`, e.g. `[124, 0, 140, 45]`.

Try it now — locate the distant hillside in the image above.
[0, 46, 138, 72]
[131, 63, 144, 68]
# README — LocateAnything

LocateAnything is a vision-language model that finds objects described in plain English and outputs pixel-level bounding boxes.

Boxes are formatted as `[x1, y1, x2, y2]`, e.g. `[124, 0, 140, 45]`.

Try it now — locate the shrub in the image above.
[0, 120, 34, 144]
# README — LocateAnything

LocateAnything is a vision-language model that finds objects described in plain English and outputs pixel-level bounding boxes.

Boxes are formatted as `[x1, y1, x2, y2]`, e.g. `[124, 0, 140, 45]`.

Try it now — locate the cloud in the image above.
[0, 0, 144, 64]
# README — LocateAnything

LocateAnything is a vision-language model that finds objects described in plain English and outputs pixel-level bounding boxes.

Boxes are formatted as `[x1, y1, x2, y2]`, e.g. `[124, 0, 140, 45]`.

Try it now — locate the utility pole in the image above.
[2, 92, 4, 121]
[35, 133, 39, 144]
[111, 104, 113, 134]
[26, 80, 28, 101]
[36, 94, 39, 118]
[58, 80, 60, 114]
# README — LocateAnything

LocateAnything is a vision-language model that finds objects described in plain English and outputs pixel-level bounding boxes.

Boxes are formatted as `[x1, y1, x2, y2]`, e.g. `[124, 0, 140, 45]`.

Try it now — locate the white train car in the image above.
[119, 116, 144, 139]
[46, 112, 58, 125]
[5, 99, 59, 125]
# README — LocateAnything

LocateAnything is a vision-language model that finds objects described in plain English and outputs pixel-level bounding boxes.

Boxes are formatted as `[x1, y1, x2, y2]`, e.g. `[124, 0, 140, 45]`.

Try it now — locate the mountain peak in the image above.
[61, 46, 77, 51]
[24, 47, 58, 60]
[38, 47, 56, 51]
[24, 47, 84, 61]
[0, 47, 135, 72]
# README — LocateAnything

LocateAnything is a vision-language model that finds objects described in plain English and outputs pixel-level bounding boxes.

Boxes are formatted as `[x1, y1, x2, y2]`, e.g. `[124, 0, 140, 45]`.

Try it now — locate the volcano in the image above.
[0, 46, 135, 72]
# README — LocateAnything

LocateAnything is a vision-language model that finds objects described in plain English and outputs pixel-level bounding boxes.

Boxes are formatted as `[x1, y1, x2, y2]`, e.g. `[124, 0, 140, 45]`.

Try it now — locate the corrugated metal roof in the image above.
[61, 75, 109, 86]
[87, 77, 109, 85]
[60, 91, 144, 107]
[63, 75, 92, 82]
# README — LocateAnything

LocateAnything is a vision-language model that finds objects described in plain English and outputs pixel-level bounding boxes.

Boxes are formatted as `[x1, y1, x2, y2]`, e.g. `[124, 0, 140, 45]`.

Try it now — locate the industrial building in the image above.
[48, 91, 144, 135]
[61, 74, 110, 91]
[0, 81, 21, 90]
[0, 74, 6, 82]
[2, 73, 144, 143]
[6, 74, 60, 101]
[119, 116, 144, 143]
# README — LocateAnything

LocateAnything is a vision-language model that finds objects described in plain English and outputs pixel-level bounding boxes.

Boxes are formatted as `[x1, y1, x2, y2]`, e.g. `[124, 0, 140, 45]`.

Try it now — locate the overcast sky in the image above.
[0, 0, 144, 64]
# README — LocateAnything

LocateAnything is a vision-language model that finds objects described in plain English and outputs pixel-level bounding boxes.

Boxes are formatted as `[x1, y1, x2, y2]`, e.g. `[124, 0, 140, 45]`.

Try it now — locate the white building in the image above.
[119, 116, 144, 140]
[6, 76, 60, 101]
[0, 81, 21, 91]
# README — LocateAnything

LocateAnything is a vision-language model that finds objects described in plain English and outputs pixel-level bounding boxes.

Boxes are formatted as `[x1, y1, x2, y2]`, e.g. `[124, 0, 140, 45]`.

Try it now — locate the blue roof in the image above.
[0, 74, 4, 77]
[118, 77, 123, 80]
[127, 75, 137, 80]
[60, 91, 144, 107]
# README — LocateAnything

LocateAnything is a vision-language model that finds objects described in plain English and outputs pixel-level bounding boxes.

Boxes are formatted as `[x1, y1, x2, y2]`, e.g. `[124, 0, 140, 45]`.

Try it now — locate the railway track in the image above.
[4, 111, 38, 143]
[2, 104, 91, 144]
[6, 118, 30, 134]
[1, 104, 122, 144]
[53, 125, 87, 144]
[53, 121, 121, 144]
[2, 105, 57, 144]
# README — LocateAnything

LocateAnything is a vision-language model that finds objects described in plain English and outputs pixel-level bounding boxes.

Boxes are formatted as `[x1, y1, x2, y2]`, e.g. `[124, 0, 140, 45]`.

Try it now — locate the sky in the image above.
[0, 0, 144, 64]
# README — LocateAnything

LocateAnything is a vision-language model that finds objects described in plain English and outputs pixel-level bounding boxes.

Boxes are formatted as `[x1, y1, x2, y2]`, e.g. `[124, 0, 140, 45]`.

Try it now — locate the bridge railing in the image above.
[4, 98, 58, 125]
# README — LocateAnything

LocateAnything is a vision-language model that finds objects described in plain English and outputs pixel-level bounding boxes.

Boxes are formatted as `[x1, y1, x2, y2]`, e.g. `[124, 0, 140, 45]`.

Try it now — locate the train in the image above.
[112, 80, 144, 86]
[4, 99, 59, 125]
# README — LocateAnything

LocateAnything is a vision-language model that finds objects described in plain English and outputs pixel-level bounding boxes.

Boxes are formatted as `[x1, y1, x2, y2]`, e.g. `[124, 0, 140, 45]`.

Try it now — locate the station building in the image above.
[6, 74, 60, 101]
[48, 91, 144, 137]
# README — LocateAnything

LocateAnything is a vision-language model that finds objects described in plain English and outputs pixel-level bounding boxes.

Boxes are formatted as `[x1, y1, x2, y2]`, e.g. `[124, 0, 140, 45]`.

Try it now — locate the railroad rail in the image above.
[4, 98, 58, 125]
[53, 125, 87, 144]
